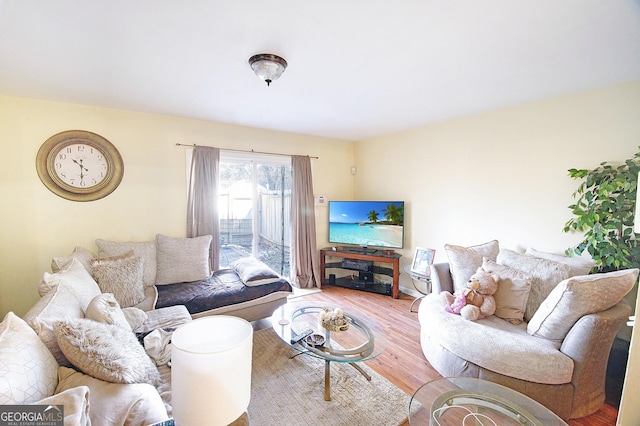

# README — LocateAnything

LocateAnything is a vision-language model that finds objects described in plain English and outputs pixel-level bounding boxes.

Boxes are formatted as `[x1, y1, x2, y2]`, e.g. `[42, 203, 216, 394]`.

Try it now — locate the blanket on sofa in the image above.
[155, 269, 292, 315]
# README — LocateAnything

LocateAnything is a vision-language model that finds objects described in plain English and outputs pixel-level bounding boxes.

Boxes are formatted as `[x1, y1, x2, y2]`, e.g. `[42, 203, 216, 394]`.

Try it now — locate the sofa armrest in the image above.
[430, 262, 454, 294]
[135, 305, 192, 334]
[559, 301, 631, 418]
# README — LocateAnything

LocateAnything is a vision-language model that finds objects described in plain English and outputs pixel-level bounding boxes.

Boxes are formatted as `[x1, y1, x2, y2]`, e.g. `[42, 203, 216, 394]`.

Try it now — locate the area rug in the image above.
[247, 328, 411, 426]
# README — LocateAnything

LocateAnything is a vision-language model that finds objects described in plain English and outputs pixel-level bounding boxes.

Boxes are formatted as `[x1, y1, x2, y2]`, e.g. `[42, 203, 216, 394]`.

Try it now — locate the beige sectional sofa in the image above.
[0, 234, 292, 425]
[418, 240, 637, 420]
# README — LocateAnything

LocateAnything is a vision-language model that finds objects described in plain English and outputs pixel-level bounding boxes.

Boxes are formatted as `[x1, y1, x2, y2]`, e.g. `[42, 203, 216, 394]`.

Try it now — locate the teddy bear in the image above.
[441, 267, 500, 321]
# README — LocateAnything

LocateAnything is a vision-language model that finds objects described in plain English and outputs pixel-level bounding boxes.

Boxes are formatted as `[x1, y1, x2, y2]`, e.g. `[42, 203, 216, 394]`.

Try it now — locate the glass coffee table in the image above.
[409, 377, 568, 425]
[271, 300, 387, 401]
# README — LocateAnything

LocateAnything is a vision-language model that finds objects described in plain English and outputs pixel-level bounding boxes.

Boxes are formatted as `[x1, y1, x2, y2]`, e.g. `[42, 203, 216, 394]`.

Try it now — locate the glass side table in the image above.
[409, 377, 568, 425]
[403, 265, 431, 312]
[271, 300, 387, 401]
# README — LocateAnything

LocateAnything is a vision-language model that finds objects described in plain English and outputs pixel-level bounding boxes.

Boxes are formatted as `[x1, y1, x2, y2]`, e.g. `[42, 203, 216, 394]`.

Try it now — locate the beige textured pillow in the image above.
[85, 293, 132, 331]
[444, 240, 499, 293]
[155, 234, 212, 285]
[38, 258, 102, 305]
[90, 252, 145, 308]
[525, 247, 595, 277]
[54, 319, 160, 386]
[96, 239, 157, 288]
[528, 269, 639, 342]
[482, 258, 533, 325]
[497, 249, 571, 322]
[0, 312, 59, 404]
[51, 246, 95, 276]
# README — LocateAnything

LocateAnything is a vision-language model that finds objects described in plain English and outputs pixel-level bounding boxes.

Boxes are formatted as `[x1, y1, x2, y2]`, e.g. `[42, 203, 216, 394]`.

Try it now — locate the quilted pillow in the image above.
[444, 240, 499, 293]
[54, 318, 160, 386]
[96, 239, 157, 288]
[497, 249, 571, 322]
[155, 234, 212, 285]
[90, 251, 145, 308]
[482, 258, 533, 325]
[0, 312, 59, 404]
[528, 269, 638, 341]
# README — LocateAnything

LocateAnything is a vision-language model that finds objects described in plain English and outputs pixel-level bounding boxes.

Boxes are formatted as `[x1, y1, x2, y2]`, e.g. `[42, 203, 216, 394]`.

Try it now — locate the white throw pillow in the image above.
[33, 386, 90, 426]
[51, 246, 95, 277]
[155, 234, 212, 285]
[528, 269, 639, 342]
[0, 312, 59, 404]
[444, 240, 499, 293]
[525, 247, 595, 277]
[482, 258, 533, 325]
[24, 274, 89, 367]
[96, 239, 157, 288]
[497, 249, 571, 322]
[54, 318, 160, 386]
[90, 251, 145, 308]
[55, 366, 168, 426]
[231, 257, 280, 286]
[38, 258, 102, 306]
[85, 293, 132, 331]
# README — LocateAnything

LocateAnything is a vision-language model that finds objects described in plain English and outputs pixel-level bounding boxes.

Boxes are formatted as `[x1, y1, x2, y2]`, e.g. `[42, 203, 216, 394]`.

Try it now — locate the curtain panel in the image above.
[291, 155, 320, 288]
[187, 146, 220, 271]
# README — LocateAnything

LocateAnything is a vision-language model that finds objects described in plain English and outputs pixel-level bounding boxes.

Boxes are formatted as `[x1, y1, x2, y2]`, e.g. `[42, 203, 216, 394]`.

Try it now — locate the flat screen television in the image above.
[328, 200, 405, 251]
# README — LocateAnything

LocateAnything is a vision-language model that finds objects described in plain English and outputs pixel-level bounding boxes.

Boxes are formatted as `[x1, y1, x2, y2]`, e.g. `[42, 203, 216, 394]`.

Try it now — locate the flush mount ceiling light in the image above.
[248, 54, 287, 86]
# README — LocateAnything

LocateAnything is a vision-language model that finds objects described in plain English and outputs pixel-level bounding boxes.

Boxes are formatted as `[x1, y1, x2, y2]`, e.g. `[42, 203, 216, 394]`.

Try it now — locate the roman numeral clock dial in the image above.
[36, 130, 124, 201]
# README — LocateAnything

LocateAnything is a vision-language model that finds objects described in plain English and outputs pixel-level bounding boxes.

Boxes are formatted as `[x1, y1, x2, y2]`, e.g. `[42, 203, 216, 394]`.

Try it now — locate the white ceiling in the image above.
[1, 1, 640, 141]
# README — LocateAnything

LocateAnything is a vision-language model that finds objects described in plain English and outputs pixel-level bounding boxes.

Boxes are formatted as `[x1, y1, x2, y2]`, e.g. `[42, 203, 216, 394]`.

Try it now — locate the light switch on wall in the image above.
[314, 195, 327, 206]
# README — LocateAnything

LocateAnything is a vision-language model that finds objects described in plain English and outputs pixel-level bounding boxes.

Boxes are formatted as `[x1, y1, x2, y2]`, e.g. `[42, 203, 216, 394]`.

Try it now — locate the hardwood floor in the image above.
[260, 285, 618, 426]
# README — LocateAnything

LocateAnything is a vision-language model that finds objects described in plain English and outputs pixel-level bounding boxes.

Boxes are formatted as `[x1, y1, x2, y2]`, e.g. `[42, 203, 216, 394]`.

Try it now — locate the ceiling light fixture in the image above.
[248, 54, 287, 86]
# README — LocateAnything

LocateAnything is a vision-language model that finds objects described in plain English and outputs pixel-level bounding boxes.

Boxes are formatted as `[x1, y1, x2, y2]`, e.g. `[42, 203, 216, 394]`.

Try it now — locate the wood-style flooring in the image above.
[255, 285, 618, 426]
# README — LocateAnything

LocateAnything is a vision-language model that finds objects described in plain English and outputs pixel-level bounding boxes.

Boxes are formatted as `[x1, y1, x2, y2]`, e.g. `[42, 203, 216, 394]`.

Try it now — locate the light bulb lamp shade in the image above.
[172, 316, 253, 426]
[249, 54, 287, 86]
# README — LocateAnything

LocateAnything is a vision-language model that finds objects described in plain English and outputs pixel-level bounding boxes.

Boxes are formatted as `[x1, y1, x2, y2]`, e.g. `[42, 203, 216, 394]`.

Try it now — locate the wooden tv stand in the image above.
[320, 248, 401, 298]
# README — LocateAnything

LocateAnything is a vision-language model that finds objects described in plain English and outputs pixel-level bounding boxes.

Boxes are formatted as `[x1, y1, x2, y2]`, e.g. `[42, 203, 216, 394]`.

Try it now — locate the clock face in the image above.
[36, 130, 124, 202]
[52, 143, 110, 189]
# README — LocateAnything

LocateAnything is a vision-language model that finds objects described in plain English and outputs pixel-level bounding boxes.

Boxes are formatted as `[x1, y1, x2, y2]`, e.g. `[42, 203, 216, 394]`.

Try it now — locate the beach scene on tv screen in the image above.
[329, 201, 404, 248]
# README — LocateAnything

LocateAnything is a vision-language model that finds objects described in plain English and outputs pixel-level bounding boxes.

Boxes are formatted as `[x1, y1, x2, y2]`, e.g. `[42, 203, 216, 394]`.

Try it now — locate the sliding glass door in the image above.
[218, 152, 291, 277]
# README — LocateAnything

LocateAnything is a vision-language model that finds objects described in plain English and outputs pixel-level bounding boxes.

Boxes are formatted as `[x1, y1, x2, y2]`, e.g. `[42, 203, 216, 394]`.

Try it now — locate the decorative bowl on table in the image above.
[305, 333, 326, 347]
[319, 307, 349, 332]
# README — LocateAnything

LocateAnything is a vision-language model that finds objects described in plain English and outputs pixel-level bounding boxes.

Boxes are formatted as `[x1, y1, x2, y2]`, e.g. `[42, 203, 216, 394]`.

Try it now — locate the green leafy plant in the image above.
[564, 148, 640, 272]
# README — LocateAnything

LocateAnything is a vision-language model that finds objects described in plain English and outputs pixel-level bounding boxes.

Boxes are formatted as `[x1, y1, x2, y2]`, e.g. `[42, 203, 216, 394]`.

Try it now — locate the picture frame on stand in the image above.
[410, 247, 435, 277]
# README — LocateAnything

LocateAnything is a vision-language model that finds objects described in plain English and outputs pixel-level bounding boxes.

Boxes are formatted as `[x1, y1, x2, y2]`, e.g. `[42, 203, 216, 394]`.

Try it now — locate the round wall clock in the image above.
[36, 130, 124, 202]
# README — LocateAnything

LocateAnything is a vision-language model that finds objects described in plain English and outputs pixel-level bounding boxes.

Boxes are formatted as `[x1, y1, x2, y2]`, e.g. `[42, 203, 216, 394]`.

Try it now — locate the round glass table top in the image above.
[409, 377, 568, 426]
[271, 300, 387, 363]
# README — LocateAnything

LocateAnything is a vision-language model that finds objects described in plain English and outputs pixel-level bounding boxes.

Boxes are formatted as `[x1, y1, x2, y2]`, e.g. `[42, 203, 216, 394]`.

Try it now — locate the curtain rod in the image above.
[175, 143, 319, 159]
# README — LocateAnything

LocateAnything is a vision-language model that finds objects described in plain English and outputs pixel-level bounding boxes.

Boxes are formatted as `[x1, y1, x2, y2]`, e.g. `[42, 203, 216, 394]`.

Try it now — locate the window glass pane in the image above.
[218, 154, 291, 277]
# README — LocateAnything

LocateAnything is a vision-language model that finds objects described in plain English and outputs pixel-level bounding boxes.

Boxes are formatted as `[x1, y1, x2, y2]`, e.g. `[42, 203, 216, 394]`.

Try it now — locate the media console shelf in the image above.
[320, 248, 401, 298]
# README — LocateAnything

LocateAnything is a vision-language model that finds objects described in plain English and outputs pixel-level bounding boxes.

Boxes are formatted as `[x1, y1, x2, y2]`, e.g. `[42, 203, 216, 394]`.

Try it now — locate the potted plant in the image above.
[563, 148, 640, 273]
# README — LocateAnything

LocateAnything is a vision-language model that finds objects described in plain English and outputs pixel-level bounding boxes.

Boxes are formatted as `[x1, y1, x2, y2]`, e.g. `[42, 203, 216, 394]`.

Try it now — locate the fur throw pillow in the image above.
[54, 318, 160, 386]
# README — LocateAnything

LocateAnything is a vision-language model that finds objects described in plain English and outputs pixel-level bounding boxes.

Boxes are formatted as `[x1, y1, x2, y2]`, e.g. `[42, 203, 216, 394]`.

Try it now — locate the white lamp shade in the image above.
[172, 316, 253, 426]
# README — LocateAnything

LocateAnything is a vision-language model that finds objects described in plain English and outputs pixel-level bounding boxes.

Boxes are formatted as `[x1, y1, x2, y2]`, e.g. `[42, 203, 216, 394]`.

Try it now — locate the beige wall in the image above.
[0, 96, 354, 317]
[355, 80, 640, 298]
